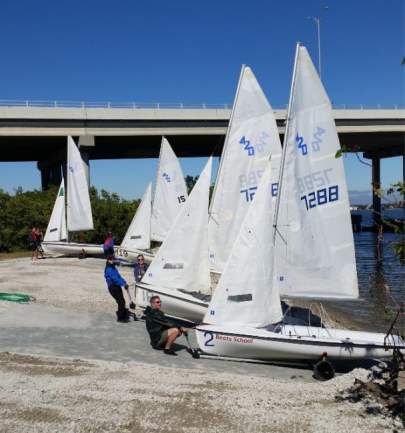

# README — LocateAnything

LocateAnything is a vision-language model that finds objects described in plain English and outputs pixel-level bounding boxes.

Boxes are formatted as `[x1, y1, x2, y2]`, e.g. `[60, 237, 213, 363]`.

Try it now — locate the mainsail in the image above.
[143, 157, 212, 294]
[44, 180, 67, 242]
[151, 137, 188, 242]
[66, 136, 94, 232]
[274, 44, 358, 299]
[204, 160, 282, 327]
[121, 183, 152, 251]
[208, 66, 282, 273]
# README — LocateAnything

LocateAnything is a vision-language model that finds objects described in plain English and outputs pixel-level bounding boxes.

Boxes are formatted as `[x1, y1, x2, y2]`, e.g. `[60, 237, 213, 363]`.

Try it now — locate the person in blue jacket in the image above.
[104, 254, 129, 322]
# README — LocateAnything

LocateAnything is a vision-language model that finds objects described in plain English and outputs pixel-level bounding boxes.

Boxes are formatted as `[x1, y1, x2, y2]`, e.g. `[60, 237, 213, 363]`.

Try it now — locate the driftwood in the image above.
[336, 349, 405, 425]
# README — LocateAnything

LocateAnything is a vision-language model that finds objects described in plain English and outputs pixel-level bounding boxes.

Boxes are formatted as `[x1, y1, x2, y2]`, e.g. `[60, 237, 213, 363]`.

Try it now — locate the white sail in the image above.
[274, 45, 358, 299]
[209, 66, 282, 273]
[204, 160, 282, 327]
[121, 183, 152, 250]
[151, 137, 188, 242]
[44, 180, 67, 242]
[143, 157, 212, 294]
[66, 136, 94, 232]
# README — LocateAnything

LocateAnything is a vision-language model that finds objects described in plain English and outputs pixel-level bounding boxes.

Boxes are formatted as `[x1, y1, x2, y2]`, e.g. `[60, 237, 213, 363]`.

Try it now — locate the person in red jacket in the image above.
[103, 232, 114, 257]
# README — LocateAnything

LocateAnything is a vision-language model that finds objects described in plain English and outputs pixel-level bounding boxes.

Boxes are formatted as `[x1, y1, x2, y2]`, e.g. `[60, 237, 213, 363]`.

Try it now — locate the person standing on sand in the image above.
[35, 228, 44, 259]
[29, 227, 38, 262]
[104, 254, 130, 323]
[144, 296, 190, 356]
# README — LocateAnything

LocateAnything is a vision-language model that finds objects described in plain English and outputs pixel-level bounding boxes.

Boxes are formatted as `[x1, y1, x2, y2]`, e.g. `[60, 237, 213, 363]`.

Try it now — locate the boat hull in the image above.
[135, 283, 208, 323]
[42, 242, 154, 263]
[42, 241, 104, 257]
[113, 246, 154, 264]
[196, 324, 405, 361]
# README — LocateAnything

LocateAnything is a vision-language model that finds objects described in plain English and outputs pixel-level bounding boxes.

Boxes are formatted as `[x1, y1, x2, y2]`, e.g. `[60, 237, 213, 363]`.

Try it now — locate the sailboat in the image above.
[151, 137, 189, 243]
[42, 137, 99, 256]
[209, 65, 282, 274]
[43, 180, 67, 244]
[115, 136, 188, 262]
[115, 183, 154, 262]
[134, 66, 282, 321]
[195, 44, 404, 362]
[135, 157, 212, 323]
[43, 136, 187, 261]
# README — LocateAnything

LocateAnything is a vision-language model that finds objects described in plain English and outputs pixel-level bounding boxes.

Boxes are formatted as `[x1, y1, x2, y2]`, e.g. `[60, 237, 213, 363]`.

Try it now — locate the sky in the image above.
[0, 0, 403, 204]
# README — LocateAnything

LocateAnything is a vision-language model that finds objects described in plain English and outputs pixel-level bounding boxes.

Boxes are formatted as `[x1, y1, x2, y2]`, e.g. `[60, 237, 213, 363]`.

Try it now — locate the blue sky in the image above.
[0, 0, 403, 204]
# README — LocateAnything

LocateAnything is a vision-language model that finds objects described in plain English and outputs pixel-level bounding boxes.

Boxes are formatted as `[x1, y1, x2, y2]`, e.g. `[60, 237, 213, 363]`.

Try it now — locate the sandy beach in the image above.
[0, 257, 401, 433]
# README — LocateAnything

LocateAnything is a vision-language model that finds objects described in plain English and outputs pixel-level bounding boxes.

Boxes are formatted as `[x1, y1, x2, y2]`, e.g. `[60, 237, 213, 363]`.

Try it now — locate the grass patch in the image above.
[0, 251, 32, 261]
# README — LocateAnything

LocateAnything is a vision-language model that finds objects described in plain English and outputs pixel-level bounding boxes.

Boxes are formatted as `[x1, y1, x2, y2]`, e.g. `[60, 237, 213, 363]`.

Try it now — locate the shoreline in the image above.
[0, 256, 401, 432]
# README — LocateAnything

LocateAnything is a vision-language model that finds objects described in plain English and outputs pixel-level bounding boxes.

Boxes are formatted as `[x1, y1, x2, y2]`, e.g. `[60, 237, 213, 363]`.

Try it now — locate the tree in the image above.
[0, 187, 140, 251]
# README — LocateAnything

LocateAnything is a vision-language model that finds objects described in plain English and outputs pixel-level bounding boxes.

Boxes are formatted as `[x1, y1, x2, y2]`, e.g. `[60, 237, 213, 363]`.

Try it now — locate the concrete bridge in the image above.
[0, 102, 404, 224]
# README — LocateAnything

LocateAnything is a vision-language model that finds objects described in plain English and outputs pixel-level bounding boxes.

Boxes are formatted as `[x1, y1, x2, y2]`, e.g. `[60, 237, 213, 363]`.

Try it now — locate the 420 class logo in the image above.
[162, 172, 171, 183]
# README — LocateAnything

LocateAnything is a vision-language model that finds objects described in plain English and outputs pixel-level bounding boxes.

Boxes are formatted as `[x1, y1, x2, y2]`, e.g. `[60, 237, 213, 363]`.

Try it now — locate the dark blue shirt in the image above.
[104, 264, 127, 288]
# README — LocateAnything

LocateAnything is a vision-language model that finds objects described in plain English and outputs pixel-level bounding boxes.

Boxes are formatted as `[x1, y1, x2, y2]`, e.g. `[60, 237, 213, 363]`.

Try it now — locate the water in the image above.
[325, 209, 404, 332]
[352, 208, 405, 226]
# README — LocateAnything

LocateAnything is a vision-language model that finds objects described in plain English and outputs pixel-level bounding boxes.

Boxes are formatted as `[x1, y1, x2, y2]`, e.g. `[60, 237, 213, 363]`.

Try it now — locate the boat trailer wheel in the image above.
[312, 354, 335, 381]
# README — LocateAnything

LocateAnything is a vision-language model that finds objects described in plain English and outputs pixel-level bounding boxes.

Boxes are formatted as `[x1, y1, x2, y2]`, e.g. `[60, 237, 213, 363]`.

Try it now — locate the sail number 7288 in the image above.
[300, 185, 339, 210]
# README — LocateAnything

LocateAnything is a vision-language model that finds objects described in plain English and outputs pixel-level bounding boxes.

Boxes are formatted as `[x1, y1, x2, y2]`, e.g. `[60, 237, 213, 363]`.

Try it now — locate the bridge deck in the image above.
[0, 107, 403, 162]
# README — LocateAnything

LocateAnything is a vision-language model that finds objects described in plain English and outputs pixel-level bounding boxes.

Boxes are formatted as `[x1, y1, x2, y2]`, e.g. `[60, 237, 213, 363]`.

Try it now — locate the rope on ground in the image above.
[0, 293, 35, 303]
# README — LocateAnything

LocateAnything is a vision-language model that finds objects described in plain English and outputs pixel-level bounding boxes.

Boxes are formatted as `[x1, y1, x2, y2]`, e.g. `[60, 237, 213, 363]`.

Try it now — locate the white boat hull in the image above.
[135, 283, 208, 323]
[113, 246, 154, 264]
[42, 241, 104, 257]
[196, 324, 405, 361]
[42, 242, 154, 263]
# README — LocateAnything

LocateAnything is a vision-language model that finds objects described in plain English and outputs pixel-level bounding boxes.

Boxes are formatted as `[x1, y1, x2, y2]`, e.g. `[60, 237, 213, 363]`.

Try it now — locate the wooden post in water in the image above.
[372, 156, 382, 229]
[402, 143, 405, 214]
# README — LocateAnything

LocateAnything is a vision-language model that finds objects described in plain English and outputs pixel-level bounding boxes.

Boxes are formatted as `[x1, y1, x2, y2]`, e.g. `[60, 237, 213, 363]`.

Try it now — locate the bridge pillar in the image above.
[402, 144, 405, 221]
[38, 162, 62, 190]
[78, 135, 95, 188]
[80, 150, 90, 187]
[371, 156, 381, 228]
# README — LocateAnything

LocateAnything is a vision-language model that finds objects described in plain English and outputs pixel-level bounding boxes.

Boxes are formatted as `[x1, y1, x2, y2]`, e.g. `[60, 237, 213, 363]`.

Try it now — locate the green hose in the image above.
[0, 293, 35, 303]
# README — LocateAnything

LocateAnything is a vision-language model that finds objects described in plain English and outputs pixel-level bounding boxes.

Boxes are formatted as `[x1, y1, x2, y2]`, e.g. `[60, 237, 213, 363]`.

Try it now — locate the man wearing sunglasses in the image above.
[144, 296, 189, 355]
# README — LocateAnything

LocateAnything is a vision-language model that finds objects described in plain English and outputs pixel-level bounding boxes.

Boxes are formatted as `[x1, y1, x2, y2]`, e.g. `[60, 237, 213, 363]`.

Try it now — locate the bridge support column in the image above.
[403, 144, 405, 212]
[38, 162, 62, 190]
[80, 150, 90, 187]
[78, 135, 95, 188]
[371, 156, 381, 228]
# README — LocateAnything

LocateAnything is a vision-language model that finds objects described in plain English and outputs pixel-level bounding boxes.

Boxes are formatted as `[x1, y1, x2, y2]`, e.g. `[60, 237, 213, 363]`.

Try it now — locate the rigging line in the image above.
[273, 225, 287, 246]
[354, 152, 372, 168]
[272, 43, 300, 245]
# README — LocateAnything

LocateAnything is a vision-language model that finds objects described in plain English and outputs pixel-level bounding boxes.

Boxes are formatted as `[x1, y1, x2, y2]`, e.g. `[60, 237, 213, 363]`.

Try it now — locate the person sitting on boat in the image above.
[133, 254, 149, 283]
[104, 254, 130, 323]
[103, 232, 115, 257]
[144, 296, 189, 356]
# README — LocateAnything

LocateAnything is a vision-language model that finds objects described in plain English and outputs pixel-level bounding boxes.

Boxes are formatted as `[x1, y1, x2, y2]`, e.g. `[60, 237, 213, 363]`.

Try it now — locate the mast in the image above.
[209, 64, 246, 213]
[272, 43, 300, 244]
[153, 137, 164, 206]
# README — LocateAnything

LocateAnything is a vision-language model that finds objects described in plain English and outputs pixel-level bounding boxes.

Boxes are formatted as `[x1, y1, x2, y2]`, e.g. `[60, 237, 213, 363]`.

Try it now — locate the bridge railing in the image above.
[0, 100, 232, 109]
[0, 99, 402, 110]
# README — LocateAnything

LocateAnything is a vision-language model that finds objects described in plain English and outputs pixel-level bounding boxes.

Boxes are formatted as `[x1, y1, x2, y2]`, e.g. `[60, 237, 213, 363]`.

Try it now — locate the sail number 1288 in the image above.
[300, 185, 339, 210]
